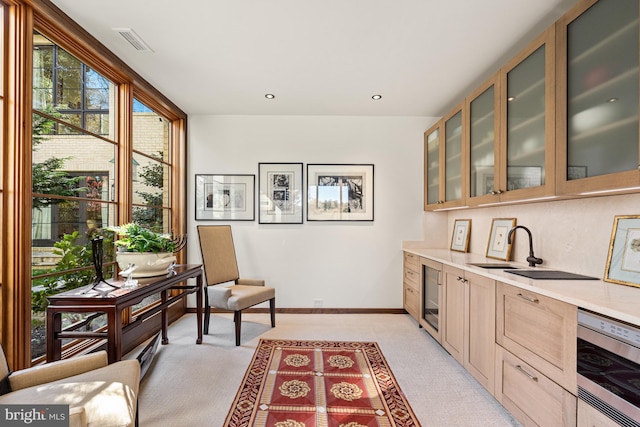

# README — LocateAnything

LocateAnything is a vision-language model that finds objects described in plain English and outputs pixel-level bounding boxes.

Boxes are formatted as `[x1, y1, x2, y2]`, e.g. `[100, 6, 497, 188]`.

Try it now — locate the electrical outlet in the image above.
[313, 299, 323, 308]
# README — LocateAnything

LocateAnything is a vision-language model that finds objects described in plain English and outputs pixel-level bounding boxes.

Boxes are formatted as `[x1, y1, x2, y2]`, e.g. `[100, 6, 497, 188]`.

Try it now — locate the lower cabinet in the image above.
[403, 252, 420, 321]
[496, 345, 577, 426]
[441, 265, 496, 394]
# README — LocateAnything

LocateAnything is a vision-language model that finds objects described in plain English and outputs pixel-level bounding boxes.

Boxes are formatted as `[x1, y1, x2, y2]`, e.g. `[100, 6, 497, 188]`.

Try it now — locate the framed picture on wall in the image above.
[306, 164, 374, 221]
[258, 163, 303, 224]
[604, 215, 640, 288]
[486, 218, 516, 260]
[195, 174, 255, 221]
[450, 219, 471, 252]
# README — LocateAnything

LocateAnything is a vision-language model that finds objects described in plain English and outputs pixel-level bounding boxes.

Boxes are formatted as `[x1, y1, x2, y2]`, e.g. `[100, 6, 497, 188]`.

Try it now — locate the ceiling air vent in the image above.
[112, 28, 153, 52]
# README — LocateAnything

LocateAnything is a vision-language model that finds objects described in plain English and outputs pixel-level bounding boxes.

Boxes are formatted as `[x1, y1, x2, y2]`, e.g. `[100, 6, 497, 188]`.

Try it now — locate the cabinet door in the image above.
[467, 74, 501, 206]
[464, 271, 495, 395]
[442, 265, 465, 364]
[443, 107, 466, 208]
[424, 122, 442, 209]
[556, 0, 640, 195]
[499, 26, 556, 202]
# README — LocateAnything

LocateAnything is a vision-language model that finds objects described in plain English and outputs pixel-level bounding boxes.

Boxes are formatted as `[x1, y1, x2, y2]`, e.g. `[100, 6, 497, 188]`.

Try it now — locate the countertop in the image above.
[402, 246, 640, 327]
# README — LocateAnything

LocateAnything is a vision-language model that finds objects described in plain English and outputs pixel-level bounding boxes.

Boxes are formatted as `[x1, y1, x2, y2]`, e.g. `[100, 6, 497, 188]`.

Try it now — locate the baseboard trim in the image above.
[186, 307, 407, 315]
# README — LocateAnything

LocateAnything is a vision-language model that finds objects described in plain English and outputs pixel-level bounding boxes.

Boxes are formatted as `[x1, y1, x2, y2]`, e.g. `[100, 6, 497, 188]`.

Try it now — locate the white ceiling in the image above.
[49, 0, 578, 117]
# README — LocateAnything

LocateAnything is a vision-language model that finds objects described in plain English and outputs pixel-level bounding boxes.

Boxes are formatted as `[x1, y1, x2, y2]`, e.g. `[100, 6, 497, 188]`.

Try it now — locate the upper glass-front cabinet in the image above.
[424, 124, 440, 208]
[467, 74, 500, 205]
[424, 105, 467, 210]
[499, 27, 556, 202]
[557, 0, 640, 195]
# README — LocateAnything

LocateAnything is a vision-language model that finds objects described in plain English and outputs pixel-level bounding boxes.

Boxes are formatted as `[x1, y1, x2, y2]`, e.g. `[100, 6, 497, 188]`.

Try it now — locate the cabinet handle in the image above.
[437, 271, 442, 286]
[517, 293, 539, 304]
[456, 276, 467, 283]
[515, 365, 538, 382]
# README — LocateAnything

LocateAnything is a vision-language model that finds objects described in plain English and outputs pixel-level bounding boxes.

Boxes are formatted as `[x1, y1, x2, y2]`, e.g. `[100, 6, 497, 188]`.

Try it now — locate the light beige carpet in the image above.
[136, 313, 520, 426]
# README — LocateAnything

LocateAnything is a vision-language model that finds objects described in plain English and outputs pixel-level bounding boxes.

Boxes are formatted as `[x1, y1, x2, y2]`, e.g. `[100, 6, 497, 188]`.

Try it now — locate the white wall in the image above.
[187, 115, 434, 308]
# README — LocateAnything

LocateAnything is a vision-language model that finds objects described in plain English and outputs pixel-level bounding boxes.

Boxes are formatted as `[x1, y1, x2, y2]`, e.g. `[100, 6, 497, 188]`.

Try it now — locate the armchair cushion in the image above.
[0, 358, 139, 427]
[236, 278, 265, 286]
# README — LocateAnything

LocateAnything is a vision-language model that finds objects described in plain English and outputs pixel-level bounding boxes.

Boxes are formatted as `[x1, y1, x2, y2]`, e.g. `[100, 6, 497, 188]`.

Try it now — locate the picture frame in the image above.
[307, 164, 374, 221]
[450, 219, 471, 252]
[258, 163, 303, 224]
[604, 215, 640, 288]
[486, 218, 516, 261]
[195, 174, 255, 221]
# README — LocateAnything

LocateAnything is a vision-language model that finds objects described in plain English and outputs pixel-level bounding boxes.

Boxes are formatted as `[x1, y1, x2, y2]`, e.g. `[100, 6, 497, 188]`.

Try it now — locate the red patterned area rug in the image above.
[224, 339, 421, 427]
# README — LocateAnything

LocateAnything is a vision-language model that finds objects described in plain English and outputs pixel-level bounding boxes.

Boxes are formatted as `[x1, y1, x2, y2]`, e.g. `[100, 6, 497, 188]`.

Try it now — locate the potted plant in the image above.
[108, 223, 177, 277]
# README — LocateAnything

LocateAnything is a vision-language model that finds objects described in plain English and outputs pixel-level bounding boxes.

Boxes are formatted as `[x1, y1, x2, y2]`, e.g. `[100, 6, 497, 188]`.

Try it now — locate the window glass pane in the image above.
[133, 98, 170, 161]
[31, 32, 117, 360]
[133, 153, 170, 233]
[85, 68, 110, 110]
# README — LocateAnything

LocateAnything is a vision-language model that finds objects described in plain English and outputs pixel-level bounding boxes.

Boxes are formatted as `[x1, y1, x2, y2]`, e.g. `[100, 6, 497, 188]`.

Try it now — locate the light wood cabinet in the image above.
[556, 0, 640, 196]
[424, 103, 467, 210]
[496, 281, 577, 393]
[424, 0, 640, 209]
[442, 265, 465, 363]
[403, 252, 420, 321]
[496, 346, 577, 427]
[441, 265, 496, 394]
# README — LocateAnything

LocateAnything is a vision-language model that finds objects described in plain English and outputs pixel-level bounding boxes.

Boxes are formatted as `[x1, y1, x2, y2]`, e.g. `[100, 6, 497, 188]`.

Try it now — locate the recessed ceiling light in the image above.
[507, 96, 515, 102]
[607, 97, 618, 103]
[265, 94, 275, 99]
[371, 94, 382, 100]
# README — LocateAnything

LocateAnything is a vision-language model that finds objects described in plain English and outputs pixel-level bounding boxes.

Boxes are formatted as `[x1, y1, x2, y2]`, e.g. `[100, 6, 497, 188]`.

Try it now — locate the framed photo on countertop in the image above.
[604, 215, 640, 288]
[450, 219, 471, 252]
[486, 218, 516, 261]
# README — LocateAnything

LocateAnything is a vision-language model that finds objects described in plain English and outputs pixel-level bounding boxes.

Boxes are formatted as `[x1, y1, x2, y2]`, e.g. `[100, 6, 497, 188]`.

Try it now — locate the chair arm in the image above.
[9, 351, 108, 391]
[237, 278, 265, 286]
[208, 285, 232, 308]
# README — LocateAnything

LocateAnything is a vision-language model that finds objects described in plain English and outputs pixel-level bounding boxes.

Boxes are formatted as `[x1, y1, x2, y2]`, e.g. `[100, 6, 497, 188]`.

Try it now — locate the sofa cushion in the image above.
[0, 359, 140, 427]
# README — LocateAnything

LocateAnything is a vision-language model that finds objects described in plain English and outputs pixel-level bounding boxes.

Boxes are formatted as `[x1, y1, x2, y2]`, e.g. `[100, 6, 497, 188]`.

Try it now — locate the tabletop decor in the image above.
[486, 218, 516, 261]
[195, 174, 255, 221]
[224, 339, 420, 427]
[109, 223, 185, 278]
[450, 219, 471, 252]
[604, 215, 640, 288]
[258, 162, 303, 224]
[306, 164, 374, 221]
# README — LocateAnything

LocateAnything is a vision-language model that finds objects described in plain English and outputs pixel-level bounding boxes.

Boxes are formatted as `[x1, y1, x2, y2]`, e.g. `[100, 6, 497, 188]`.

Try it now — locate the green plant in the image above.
[109, 223, 176, 253]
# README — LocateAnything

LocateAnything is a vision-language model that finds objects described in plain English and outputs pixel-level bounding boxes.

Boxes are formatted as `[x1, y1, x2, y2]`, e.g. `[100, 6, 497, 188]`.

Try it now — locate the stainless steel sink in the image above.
[466, 263, 516, 269]
[505, 270, 598, 280]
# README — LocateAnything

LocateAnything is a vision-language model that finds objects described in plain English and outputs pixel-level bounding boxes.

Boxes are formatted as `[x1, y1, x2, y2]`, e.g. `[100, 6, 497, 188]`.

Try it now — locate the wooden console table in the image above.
[46, 264, 203, 363]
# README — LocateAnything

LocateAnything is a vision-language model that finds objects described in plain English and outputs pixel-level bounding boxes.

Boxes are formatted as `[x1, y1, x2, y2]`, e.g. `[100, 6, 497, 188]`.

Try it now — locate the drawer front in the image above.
[404, 285, 419, 319]
[404, 266, 419, 288]
[496, 346, 576, 427]
[403, 252, 419, 271]
[496, 281, 577, 392]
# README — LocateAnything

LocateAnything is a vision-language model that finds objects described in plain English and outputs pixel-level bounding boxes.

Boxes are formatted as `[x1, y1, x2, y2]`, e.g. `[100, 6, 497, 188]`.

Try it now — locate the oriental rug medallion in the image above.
[224, 339, 421, 427]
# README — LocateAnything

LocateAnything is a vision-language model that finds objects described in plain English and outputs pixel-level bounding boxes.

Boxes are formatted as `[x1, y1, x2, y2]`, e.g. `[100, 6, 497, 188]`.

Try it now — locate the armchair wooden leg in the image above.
[269, 297, 276, 327]
[234, 310, 241, 346]
[204, 290, 210, 334]
[204, 305, 211, 334]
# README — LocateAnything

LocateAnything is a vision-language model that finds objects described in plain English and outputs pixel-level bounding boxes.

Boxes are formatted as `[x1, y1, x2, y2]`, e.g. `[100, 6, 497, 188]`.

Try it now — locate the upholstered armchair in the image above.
[197, 225, 276, 346]
[0, 346, 140, 427]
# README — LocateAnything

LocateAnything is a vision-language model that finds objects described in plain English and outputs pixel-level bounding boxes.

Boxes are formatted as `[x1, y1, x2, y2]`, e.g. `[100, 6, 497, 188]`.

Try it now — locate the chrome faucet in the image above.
[507, 225, 543, 267]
